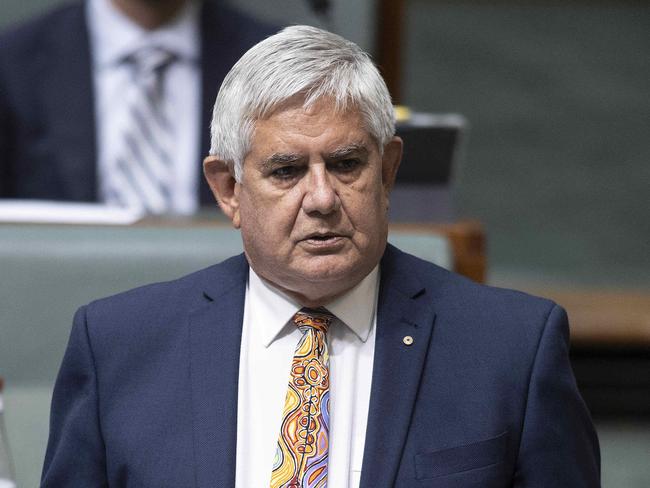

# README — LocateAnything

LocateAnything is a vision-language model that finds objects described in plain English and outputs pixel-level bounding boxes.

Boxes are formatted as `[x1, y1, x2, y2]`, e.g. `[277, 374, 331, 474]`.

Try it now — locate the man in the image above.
[0, 0, 273, 213]
[42, 26, 600, 487]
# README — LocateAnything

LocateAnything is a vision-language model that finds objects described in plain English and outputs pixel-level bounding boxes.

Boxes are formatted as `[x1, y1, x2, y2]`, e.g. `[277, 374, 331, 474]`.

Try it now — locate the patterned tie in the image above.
[271, 308, 333, 488]
[105, 46, 175, 214]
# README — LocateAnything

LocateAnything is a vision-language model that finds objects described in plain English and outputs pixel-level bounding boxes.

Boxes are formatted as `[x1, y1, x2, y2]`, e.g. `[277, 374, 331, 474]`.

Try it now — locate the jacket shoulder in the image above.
[389, 245, 557, 321]
[0, 2, 84, 58]
[84, 254, 247, 323]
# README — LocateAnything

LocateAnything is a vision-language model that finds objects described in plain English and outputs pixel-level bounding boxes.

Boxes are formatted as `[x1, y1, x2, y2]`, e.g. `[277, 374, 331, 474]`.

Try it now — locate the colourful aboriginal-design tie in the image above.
[270, 308, 333, 488]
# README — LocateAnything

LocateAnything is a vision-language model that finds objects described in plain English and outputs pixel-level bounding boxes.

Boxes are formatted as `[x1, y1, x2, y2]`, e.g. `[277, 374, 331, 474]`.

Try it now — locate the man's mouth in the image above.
[301, 232, 347, 248]
[308, 233, 337, 241]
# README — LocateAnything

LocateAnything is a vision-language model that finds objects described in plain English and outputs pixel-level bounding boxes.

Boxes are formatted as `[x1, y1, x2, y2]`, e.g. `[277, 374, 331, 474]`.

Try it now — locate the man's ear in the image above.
[381, 136, 402, 195]
[203, 156, 241, 228]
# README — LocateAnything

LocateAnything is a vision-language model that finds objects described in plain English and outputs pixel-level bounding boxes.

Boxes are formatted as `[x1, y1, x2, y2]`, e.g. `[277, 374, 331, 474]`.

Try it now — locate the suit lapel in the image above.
[39, 5, 96, 200]
[189, 256, 248, 487]
[359, 246, 436, 488]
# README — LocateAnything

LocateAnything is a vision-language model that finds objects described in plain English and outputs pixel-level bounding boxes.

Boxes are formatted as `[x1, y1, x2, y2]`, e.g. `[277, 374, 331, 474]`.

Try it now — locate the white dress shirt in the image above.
[86, 0, 201, 214]
[236, 266, 379, 488]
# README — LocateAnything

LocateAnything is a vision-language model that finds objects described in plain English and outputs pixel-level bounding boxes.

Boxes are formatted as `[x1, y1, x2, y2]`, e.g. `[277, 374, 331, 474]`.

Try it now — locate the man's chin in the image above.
[294, 259, 372, 296]
[296, 254, 362, 280]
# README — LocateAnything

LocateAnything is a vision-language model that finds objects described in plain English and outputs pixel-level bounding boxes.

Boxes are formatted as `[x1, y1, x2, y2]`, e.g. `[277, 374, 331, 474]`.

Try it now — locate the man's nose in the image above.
[302, 165, 341, 215]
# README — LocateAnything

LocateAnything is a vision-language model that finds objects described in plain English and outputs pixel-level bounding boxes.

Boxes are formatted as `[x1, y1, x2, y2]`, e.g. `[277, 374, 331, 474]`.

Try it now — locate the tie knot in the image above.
[128, 46, 176, 76]
[293, 308, 334, 334]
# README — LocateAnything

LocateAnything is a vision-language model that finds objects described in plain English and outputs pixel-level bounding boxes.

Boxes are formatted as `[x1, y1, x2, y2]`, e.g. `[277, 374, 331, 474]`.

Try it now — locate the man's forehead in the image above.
[256, 96, 367, 131]
[250, 107, 375, 153]
[261, 100, 361, 125]
[251, 134, 376, 162]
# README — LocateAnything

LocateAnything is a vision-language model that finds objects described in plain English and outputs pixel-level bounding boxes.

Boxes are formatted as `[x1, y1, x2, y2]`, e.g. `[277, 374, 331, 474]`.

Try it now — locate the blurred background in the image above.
[4, 0, 647, 285]
[1, 0, 648, 486]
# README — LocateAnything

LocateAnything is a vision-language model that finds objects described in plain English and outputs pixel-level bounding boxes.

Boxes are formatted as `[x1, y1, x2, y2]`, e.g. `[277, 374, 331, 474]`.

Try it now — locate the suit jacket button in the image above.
[403, 335, 414, 346]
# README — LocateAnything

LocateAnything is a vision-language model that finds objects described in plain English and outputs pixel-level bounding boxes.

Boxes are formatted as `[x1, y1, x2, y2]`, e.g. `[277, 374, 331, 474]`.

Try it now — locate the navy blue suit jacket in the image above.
[0, 0, 273, 204]
[42, 245, 600, 487]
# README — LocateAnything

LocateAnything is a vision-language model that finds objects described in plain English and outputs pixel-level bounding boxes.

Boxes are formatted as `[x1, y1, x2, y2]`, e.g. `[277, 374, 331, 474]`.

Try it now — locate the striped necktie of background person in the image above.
[105, 46, 176, 214]
[270, 308, 334, 488]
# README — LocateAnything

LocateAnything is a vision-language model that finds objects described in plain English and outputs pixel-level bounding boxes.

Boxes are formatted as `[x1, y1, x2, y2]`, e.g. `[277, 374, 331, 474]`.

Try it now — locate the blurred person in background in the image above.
[0, 0, 275, 214]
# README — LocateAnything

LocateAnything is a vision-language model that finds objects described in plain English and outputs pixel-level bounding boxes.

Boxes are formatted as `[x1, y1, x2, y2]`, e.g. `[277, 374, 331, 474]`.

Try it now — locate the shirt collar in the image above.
[249, 265, 380, 348]
[87, 0, 200, 69]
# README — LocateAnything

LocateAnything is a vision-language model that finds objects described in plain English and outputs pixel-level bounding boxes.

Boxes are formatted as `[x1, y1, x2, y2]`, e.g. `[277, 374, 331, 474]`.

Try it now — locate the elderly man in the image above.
[42, 26, 600, 487]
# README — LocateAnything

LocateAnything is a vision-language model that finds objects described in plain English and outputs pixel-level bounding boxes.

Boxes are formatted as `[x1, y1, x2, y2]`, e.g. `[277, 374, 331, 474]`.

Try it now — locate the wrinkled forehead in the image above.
[248, 98, 376, 155]
[250, 95, 378, 147]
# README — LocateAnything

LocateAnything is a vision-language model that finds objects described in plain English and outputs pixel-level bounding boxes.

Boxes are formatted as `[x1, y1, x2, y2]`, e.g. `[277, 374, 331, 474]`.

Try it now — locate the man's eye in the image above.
[271, 166, 299, 179]
[332, 159, 360, 172]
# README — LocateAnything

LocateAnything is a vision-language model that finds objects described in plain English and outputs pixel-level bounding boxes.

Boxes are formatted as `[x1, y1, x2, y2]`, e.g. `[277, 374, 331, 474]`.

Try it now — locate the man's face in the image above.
[211, 98, 401, 305]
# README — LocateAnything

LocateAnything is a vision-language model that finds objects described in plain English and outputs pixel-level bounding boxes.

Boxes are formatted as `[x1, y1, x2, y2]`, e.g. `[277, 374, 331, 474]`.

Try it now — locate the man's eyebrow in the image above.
[259, 143, 368, 169]
[260, 153, 303, 170]
[327, 143, 368, 159]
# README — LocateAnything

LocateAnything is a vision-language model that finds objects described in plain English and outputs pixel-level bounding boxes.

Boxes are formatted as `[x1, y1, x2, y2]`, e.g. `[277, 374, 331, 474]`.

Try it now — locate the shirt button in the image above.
[403, 335, 414, 346]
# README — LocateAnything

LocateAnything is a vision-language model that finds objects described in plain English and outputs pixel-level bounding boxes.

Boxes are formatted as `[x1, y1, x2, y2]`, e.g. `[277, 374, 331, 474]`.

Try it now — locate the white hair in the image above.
[209, 25, 395, 181]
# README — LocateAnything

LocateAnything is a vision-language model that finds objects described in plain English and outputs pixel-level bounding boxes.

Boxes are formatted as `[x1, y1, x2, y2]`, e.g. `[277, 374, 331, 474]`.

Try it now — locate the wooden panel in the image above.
[530, 289, 650, 347]
[376, 0, 405, 101]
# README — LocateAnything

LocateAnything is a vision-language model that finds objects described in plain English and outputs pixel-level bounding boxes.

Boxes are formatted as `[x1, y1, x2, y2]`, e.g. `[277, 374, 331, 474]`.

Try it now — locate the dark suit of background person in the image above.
[0, 0, 273, 204]
[41, 247, 600, 487]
